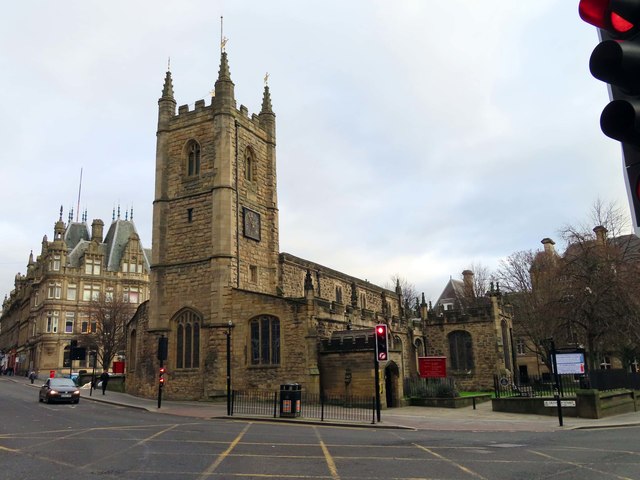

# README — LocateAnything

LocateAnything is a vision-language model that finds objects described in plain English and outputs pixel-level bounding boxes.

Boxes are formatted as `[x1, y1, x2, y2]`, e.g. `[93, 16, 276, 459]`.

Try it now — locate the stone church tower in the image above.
[149, 51, 278, 337]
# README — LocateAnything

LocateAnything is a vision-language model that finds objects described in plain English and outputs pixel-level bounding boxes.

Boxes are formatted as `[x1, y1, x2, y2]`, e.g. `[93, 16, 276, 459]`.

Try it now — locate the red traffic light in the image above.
[374, 324, 388, 362]
[579, 0, 636, 34]
[159, 367, 166, 374]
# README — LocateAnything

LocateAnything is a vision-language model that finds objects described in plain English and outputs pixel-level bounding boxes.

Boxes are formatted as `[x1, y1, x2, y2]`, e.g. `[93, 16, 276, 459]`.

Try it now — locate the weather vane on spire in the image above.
[167, 56, 171, 72]
[220, 16, 228, 53]
[264, 72, 269, 86]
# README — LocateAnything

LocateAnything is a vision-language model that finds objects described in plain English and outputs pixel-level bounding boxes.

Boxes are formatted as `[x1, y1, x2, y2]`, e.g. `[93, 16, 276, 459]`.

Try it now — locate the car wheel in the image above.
[73, 399, 79, 404]
[38, 396, 43, 403]
[46, 396, 51, 404]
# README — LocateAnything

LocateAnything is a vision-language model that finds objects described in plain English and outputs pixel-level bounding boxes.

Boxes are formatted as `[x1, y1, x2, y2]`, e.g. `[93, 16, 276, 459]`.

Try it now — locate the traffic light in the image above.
[374, 324, 388, 362]
[159, 367, 166, 386]
[157, 336, 168, 361]
[580, 0, 640, 227]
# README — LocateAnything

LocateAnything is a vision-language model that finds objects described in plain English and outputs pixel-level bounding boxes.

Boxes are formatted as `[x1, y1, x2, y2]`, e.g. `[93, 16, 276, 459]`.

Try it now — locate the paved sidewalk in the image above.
[10, 374, 640, 431]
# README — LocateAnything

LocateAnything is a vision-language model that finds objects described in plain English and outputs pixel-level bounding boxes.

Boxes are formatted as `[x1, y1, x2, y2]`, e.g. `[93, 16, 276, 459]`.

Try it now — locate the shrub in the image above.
[435, 383, 459, 398]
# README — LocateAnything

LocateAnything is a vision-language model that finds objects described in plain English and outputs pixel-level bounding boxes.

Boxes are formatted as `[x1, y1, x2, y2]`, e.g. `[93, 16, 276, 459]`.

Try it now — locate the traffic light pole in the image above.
[158, 358, 163, 409]
[374, 354, 381, 422]
[226, 322, 232, 416]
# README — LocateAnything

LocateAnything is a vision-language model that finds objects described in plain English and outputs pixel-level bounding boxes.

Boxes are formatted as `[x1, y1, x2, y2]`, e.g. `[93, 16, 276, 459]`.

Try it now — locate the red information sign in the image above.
[418, 356, 447, 378]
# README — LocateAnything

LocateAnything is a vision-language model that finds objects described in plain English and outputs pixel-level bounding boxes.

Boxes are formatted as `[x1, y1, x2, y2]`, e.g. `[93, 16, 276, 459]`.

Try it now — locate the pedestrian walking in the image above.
[99, 370, 109, 395]
[28, 370, 36, 384]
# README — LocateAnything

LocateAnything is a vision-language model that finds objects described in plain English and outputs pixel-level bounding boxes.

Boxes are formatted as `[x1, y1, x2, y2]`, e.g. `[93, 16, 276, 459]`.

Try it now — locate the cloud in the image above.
[0, 1, 631, 304]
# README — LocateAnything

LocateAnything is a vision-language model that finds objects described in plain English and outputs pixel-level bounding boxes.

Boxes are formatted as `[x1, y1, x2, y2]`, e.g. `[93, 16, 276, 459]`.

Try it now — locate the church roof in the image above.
[434, 278, 466, 308]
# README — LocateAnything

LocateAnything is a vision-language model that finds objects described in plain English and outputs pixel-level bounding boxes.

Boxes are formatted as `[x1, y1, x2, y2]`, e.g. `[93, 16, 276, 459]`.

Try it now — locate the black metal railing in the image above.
[231, 389, 376, 424]
[301, 392, 375, 423]
[230, 390, 278, 417]
[494, 370, 640, 398]
[588, 369, 640, 391]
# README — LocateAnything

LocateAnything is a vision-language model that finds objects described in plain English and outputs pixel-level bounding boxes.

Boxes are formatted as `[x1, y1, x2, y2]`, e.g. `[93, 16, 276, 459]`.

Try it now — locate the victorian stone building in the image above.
[125, 49, 513, 403]
[0, 209, 150, 376]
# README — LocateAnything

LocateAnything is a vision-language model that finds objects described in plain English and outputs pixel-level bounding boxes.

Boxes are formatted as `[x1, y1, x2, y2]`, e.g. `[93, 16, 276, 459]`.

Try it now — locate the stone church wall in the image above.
[426, 315, 504, 391]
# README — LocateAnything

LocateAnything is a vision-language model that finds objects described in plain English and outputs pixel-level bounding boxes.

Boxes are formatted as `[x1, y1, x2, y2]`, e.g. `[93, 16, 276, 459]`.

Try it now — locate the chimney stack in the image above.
[91, 219, 104, 243]
[593, 225, 607, 246]
[462, 270, 474, 298]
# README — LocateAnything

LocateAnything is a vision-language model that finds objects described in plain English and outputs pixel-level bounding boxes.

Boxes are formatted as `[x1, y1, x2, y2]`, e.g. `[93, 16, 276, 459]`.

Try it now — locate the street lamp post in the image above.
[226, 320, 233, 416]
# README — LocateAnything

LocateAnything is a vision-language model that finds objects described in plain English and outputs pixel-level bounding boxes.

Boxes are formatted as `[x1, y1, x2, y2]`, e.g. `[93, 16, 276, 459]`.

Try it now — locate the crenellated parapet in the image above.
[320, 331, 375, 353]
[170, 97, 272, 137]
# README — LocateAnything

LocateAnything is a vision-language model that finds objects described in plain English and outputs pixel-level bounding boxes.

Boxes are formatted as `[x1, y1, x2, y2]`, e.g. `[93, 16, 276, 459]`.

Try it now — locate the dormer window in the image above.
[187, 140, 201, 176]
[84, 258, 101, 275]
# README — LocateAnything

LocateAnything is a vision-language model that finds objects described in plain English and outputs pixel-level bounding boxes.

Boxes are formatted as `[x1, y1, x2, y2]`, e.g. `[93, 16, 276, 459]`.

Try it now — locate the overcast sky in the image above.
[0, 1, 630, 304]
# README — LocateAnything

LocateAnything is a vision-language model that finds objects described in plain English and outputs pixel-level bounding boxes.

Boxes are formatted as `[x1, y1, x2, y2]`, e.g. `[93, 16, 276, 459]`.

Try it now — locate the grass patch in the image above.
[459, 391, 495, 398]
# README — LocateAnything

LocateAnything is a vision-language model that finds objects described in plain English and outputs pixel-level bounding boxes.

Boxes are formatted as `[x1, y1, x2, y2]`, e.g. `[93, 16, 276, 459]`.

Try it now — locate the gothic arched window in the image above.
[448, 330, 474, 371]
[187, 140, 201, 176]
[250, 315, 280, 365]
[414, 338, 425, 357]
[175, 309, 201, 369]
[244, 147, 255, 182]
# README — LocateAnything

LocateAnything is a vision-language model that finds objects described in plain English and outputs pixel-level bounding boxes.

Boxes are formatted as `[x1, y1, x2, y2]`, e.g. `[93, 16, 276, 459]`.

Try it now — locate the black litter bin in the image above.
[279, 383, 301, 418]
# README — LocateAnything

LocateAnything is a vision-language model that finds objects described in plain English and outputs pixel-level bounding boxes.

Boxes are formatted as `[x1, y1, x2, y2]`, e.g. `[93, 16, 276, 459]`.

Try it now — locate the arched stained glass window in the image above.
[244, 147, 255, 182]
[250, 315, 280, 365]
[448, 330, 474, 371]
[187, 141, 201, 176]
[175, 310, 201, 369]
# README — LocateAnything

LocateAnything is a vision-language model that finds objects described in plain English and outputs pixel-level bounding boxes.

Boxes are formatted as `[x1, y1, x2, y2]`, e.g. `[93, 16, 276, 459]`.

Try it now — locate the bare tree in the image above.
[82, 292, 136, 370]
[385, 274, 419, 316]
[465, 262, 494, 298]
[496, 249, 564, 369]
[558, 221, 640, 370]
[587, 198, 630, 239]
[497, 200, 640, 371]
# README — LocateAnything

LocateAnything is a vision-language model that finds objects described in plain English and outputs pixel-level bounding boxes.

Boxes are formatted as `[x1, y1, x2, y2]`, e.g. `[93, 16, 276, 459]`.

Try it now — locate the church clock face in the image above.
[243, 207, 261, 241]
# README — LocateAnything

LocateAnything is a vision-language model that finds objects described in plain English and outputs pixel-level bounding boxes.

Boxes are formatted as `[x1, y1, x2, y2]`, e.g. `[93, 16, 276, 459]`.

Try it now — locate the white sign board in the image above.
[544, 400, 576, 407]
[555, 352, 585, 375]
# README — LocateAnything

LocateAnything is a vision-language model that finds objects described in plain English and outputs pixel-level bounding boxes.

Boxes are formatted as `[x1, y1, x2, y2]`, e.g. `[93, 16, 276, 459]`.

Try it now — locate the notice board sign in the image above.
[554, 351, 586, 375]
[418, 356, 447, 378]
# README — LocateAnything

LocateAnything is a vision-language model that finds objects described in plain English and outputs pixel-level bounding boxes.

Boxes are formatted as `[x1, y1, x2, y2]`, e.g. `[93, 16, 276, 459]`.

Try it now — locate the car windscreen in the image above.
[50, 379, 76, 387]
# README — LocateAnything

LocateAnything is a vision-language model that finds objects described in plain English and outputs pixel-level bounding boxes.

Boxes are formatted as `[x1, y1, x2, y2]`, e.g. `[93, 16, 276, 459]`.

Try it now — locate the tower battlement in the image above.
[172, 98, 270, 133]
